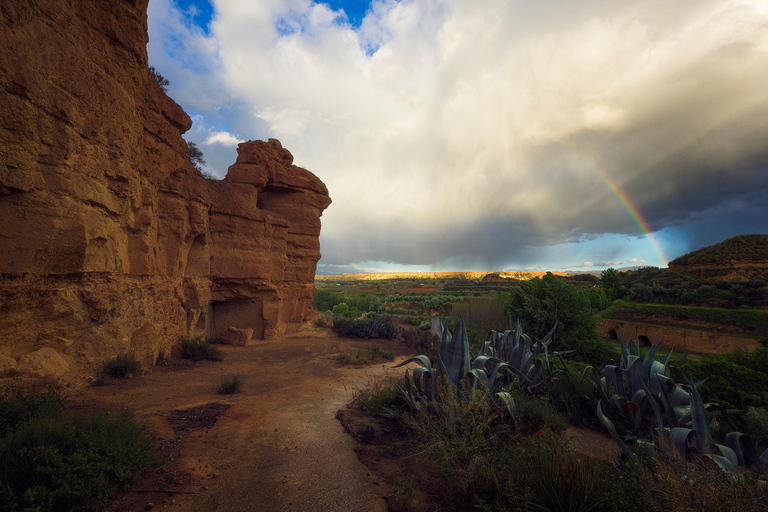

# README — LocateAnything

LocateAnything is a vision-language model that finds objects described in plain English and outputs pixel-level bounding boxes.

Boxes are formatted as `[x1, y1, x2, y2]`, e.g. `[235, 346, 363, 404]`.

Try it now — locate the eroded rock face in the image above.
[0, 2, 330, 384]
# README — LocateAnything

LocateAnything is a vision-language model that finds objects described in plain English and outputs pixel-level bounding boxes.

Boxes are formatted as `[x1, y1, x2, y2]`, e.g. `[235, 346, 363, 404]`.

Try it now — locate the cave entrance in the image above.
[607, 329, 618, 340]
[638, 335, 651, 347]
[211, 299, 265, 340]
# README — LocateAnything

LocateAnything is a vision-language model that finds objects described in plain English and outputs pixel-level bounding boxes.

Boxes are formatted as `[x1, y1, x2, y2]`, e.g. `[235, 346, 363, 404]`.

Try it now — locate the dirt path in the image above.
[70, 329, 411, 512]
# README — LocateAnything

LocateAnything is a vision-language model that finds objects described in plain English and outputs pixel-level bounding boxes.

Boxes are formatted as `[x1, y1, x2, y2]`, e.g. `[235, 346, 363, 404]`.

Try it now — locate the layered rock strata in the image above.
[0, 1, 330, 383]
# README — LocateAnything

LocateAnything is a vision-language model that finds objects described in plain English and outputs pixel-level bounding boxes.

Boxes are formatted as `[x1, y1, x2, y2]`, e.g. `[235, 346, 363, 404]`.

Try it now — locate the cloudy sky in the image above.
[147, 0, 768, 273]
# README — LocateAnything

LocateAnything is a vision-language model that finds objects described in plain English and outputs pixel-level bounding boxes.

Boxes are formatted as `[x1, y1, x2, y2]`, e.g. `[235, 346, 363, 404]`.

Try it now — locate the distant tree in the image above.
[601, 268, 625, 301]
[188, 142, 206, 170]
[187, 141, 217, 180]
[504, 272, 595, 351]
[149, 66, 169, 92]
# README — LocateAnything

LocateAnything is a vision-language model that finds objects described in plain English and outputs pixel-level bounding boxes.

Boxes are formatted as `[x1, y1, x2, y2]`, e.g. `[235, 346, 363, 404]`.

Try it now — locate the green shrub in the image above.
[507, 389, 568, 435]
[0, 388, 66, 435]
[333, 315, 397, 339]
[548, 364, 600, 429]
[180, 337, 223, 362]
[571, 335, 619, 367]
[0, 394, 155, 512]
[676, 356, 768, 410]
[218, 375, 245, 395]
[505, 272, 597, 352]
[743, 406, 768, 449]
[103, 353, 142, 378]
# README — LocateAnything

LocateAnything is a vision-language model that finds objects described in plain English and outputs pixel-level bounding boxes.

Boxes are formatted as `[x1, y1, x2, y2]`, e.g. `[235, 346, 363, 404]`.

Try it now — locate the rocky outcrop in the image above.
[0, 1, 330, 385]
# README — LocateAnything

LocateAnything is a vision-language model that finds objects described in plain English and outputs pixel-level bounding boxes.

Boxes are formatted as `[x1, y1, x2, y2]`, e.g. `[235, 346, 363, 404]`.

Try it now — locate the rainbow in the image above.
[565, 144, 668, 266]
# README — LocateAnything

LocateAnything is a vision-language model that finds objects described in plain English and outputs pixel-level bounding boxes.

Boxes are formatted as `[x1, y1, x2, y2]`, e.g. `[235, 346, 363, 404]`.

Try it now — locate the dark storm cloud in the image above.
[149, 0, 768, 269]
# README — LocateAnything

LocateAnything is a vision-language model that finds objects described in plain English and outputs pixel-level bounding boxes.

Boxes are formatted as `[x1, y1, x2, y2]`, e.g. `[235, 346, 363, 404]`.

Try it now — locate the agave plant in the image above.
[472, 320, 563, 393]
[393, 317, 563, 422]
[393, 317, 471, 413]
[596, 336, 768, 476]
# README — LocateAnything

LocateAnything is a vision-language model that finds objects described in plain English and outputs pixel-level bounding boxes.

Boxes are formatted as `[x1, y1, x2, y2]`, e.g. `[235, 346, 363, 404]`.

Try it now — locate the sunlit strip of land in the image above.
[315, 271, 577, 282]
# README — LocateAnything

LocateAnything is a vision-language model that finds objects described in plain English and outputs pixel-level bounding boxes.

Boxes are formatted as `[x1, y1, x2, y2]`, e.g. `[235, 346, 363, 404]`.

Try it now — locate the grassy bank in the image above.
[599, 301, 768, 337]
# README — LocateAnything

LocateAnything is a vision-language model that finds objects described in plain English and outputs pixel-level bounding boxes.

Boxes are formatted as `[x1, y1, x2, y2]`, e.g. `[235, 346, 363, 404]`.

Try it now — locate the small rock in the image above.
[220, 326, 253, 346]
[16, 347, 69, 379]
[0, 355, 18, 378]
[145, 503, 154, 511]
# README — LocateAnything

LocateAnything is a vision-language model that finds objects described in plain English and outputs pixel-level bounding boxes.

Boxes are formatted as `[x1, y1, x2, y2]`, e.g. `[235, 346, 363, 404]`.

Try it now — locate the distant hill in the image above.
[671, 234, 768, 267]
[316, 271, 570, 282]
[668, 234, 768, 282]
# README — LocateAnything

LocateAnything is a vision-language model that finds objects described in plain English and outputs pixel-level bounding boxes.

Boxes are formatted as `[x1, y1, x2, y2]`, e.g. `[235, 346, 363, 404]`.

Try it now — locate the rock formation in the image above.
[0, 1, 330, 384]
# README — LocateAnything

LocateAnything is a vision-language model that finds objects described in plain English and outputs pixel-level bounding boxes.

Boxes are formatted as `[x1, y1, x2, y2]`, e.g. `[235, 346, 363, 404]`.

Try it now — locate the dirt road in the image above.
[71, 329, 411, 512]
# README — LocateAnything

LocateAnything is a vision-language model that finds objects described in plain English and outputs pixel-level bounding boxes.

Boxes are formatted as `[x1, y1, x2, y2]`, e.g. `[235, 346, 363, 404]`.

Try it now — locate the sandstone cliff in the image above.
[0, 1, 330, 384]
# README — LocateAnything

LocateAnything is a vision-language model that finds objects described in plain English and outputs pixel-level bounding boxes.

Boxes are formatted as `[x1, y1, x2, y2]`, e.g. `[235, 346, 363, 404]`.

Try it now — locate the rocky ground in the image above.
[70, 329, 410, 512]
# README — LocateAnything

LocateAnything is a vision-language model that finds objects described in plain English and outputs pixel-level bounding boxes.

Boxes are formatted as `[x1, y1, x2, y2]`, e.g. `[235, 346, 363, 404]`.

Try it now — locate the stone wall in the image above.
[597, 319, 762, 355]
[0, 1, 330, 384]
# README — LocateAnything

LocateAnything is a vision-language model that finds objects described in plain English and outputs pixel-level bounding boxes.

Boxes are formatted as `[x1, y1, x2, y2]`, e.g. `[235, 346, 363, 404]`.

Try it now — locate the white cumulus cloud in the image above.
[205, 130, 244, 147]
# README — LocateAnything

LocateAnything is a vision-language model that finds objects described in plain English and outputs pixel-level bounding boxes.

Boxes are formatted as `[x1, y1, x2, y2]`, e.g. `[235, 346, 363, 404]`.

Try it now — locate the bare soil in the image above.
[69, 328, 412, 512]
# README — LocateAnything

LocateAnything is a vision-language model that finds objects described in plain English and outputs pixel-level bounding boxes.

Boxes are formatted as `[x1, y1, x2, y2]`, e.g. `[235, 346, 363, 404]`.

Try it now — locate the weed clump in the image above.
[353, 379, 402, 416]
[218, 375, 245, 395]
[180, 337, 223, 362]
[333, 314, 397, 339]
[103, 353, 142, 378]
[337, 346, 394, 365]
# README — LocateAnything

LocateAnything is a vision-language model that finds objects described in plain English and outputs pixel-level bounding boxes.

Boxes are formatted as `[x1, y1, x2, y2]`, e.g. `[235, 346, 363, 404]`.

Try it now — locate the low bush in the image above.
[0, 391, 155, 512]
[353, 379, 402, 416]
[523, 438, 611, 512]
[90, 374, 110, 387]
[218, 375, 245, 394]
[400, 388, 602, 511]
[397, 327, 436, 358]
[337, 346, 394, 365]
[0, 388, 66, 435]
[743, 406, 768, 449]
[180, 337, 223, 362]
[676, 356, 768, 410]
[507, 388, 569, 435]
[571, 335, 620, 367]
[333, 314, 397, 339]
[103, 353, 142, 378]
[548, 363, 600, 429]
[624, 450, 766, 511]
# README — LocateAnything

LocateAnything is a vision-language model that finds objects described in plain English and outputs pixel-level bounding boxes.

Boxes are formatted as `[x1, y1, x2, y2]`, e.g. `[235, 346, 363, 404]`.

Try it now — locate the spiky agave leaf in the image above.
[495, 391, 517, 428]
[678, 370, 711, 451]
[725, 432, 764, 470]
[598, 400, 637, 463]
[431, 316, 444, 339]
[439, 317, 470, 387]
[393, 355, 433, 370]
